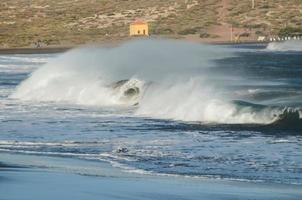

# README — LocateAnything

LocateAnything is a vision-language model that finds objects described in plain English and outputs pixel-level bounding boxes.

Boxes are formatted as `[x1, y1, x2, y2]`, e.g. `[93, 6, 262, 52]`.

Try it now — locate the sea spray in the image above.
[2, 45, 302, 186]
[136, 78, 298, 124]
[11, 39, 301, 124]
[12, 39, 232, 105]
[266, 40, 302, 52]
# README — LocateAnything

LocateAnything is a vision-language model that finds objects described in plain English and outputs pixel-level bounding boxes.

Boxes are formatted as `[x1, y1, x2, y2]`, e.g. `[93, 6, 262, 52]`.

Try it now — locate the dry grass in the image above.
[227, 0, 302, 35]
[0, 0, 301, 47]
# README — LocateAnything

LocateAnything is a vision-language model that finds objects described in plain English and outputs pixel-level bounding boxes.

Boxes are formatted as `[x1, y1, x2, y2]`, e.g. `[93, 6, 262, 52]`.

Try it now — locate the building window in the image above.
[138, 30, 140, 34]
[143, 30, 145, 35]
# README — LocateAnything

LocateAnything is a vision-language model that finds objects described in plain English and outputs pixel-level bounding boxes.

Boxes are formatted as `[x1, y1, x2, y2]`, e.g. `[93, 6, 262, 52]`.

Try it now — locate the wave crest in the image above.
[11, 39, 232, 106]
[136, 82, 302, 125]
[11, 39, 301, 126]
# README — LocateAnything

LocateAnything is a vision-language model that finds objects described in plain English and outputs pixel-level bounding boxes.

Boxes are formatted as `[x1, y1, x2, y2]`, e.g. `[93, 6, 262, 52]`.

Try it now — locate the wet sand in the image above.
[0, 153, 301, 200]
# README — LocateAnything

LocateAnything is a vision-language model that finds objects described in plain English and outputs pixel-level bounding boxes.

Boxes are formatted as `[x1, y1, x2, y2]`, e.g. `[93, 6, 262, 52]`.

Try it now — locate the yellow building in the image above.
[129, 20, 149, 36]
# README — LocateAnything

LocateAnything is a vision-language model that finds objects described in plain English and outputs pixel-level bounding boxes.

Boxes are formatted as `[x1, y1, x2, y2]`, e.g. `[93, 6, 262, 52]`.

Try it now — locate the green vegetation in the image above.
[278, 27, 302, 37]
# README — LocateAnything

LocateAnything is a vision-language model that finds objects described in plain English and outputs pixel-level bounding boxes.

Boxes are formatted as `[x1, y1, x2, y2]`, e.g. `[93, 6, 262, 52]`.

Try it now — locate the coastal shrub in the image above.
[255, 30, 264, 35]
[278, 27, 302, 37]
[239, 32, 250, 37]
[244, 24, 263, 29]
[199, 32, 210, 38]
[178, 27, 200, 35]
[153, 28, 174, 35]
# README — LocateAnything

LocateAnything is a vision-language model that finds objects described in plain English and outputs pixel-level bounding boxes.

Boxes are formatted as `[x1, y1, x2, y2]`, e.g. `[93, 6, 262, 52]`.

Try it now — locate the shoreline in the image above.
[0, 40, 269, 55]
[0, 46, 73, 55]
[1, 152, 302, 200]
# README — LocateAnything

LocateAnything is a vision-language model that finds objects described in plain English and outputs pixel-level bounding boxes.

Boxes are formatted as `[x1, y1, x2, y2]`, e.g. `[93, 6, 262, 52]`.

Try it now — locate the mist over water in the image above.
[11, 39, 302, 125]
[267, 40, 302, 52]
[1, 39, 302, 184]
[12, 39, 231, 105]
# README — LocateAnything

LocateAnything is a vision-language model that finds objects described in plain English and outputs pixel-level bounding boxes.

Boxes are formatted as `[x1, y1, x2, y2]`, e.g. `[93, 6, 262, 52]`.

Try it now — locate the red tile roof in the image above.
[130, 20, 147, 25]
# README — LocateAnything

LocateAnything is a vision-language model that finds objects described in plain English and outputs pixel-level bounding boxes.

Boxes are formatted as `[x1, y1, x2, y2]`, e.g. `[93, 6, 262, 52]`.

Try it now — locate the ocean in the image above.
[0, 39, 301, 198]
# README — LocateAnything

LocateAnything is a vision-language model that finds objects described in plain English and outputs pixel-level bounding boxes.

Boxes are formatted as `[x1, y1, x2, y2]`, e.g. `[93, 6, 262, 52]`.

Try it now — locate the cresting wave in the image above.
[11, 39, 302, 125]
[13, 39, 226, 106]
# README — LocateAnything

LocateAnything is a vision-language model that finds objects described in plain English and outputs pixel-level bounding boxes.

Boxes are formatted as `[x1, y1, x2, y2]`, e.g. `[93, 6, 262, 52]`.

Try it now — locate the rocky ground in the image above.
[0, 0, 301, 47]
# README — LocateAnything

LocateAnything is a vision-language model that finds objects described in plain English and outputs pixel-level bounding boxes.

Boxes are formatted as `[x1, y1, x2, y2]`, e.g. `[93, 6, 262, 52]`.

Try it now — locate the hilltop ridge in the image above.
[0, 0, 301, 47]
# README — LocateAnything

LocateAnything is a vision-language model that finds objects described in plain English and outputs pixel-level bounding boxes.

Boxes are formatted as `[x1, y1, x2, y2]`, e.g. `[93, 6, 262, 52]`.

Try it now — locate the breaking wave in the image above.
[11, 39, 302, 126]
[11, 39, 230, 106]
[266, 40, 302, 52]
[136, 82, 302, 125]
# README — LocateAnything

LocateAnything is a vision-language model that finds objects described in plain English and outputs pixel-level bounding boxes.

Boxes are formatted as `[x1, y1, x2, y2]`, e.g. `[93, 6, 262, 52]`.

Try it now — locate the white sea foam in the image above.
[136, 78, 292, 124]
[11, 39, 300, 124]
[0, 54, 52, 63]
[0, 148, 97, 158]
[11, 39, 231, 106]
[0, 140, 86, 147]
[266, 40, 302, 52]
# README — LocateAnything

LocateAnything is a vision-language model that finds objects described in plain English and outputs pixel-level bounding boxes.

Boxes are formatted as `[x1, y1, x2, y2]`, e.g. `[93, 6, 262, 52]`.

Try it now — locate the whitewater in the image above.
[1, 39, 302, 185]
[11, 39, 302, 125]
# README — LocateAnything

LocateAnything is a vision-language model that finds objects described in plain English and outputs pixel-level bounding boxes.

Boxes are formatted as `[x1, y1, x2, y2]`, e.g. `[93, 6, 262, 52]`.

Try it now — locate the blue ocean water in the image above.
[0, 40, 301, 185]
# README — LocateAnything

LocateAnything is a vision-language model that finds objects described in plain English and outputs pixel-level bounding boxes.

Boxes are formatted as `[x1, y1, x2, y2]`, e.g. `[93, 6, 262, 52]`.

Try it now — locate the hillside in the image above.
[0, 0, 301, 47]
